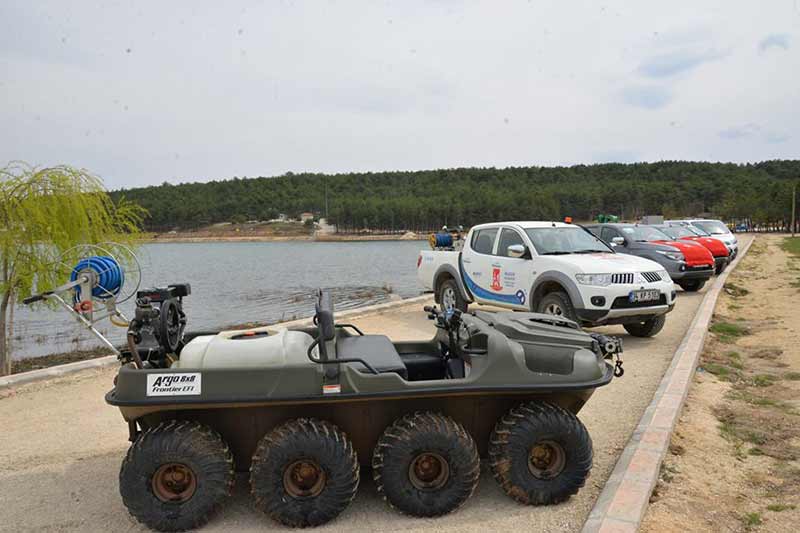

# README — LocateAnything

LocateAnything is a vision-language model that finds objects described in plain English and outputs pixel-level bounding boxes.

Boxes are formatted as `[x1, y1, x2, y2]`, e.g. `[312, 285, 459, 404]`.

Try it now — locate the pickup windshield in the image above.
[693, 220, 730, 235]
[618, 225, 672, 242]
[661, 226, 695, 239]
[525, 227, 611, 255]
[686, 226, 711, 236]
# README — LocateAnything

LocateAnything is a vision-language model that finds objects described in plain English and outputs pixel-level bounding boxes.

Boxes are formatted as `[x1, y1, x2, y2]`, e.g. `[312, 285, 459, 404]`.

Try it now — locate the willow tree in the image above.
[0, 163, 145, 375]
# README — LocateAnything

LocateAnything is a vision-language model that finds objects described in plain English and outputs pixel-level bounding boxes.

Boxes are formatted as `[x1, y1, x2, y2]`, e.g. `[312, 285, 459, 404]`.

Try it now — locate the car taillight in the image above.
[417, 255, 422, 268]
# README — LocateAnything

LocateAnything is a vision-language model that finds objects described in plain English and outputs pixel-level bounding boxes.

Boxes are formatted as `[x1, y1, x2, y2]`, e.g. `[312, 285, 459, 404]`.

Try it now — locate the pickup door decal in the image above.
[463, 270, 526, 305]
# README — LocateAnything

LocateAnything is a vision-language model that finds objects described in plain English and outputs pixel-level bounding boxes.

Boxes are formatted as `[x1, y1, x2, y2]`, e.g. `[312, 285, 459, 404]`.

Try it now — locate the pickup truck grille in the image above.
[611, 273, 634, 284]
[611, 272, 663, 284]
[641, 271, 663, 283]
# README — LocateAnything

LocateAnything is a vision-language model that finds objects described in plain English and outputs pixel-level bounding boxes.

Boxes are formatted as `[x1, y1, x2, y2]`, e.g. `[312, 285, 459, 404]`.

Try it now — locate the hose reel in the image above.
[428, 225, 465, 251]
[70, 256, 125, 301]
[22, 243, 142, 356]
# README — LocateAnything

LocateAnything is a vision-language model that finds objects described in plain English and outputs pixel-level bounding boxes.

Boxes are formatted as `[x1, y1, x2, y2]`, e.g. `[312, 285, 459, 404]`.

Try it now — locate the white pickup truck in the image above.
[417, 221, 676, 337]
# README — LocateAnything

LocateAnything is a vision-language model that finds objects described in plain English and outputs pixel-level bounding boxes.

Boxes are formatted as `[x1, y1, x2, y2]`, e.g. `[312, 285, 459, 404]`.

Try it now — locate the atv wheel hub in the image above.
[283, 459, 326, 498]
[528, 440, 566, 479]
[409, 452, 450, 490]
[152, 463, 197, 503]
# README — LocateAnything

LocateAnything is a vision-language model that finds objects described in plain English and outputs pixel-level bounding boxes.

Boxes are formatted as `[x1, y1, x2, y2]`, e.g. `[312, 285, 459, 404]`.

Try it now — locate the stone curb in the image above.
[581, 238, 754, 533]
[0, 294, 432, 391]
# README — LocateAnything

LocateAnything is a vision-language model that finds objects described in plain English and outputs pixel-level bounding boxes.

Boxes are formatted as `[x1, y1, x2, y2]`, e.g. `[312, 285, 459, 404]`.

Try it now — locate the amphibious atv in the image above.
[105, 288, 623, 531]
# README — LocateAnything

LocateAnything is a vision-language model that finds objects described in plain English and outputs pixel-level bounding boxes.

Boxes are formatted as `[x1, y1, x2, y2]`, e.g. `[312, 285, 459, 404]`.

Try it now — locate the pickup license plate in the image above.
[629, 289, 660, 303]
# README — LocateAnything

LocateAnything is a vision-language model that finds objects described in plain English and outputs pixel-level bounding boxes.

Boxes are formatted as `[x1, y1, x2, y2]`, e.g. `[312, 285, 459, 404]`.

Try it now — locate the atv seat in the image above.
[313, 289, 407, 379]
[337, 335, 408, 379]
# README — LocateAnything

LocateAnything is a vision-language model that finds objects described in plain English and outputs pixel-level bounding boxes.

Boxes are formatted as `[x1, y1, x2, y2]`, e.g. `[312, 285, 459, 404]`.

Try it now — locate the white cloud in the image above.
[719, 123, 761, 140]
[621, 85, 673, 109]
[758, 33, 790, 53]
[636, 48, 728, 78]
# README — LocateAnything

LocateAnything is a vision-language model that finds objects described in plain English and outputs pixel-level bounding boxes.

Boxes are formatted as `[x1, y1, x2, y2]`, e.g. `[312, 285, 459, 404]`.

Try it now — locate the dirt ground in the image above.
[642, 235, 800, 533]
[0, 243, 751, 532]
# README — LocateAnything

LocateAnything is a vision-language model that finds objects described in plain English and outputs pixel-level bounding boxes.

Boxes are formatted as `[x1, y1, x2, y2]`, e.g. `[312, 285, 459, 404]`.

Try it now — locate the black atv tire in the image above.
[372, 411, 480, 517]
[536, 291, 578, 322]
[488, 402, 592, 505]
[250, 418, 359, 528]
[119, 420, 234, 532]
[623, 313, 666, 337]
[678, 279, 705, 292]
[438, 278, 468, 313]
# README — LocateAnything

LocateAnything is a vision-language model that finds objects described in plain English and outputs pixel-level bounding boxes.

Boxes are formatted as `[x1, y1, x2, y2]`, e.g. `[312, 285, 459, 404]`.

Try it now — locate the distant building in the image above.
[300, 212, 314, 222]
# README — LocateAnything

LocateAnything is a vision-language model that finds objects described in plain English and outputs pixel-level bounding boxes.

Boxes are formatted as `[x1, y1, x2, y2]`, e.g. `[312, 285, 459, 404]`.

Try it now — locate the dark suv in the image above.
[585, 223, 715, 292]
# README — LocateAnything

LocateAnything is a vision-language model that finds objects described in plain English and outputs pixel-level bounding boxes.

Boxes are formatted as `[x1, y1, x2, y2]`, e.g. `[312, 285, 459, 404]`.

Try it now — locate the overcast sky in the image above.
[1, 1, 798, 189]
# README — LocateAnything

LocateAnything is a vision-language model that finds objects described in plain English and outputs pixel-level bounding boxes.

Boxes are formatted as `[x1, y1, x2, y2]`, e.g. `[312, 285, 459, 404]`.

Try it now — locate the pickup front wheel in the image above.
[536, 291, 578, 322]
[438, 279, 468, 313]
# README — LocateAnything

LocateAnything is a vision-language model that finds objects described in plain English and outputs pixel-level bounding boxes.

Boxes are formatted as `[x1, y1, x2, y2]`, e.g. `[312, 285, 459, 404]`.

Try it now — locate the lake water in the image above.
[11, 240, 428, 360]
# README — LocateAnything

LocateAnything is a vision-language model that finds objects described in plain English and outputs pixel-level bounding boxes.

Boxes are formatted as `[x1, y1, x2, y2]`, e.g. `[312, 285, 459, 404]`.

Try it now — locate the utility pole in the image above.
[792, 181, 797, 237]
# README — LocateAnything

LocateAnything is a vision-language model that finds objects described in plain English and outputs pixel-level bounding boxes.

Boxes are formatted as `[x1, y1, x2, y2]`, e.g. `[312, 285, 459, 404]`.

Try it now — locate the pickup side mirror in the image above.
[507, 244, 528, 258]
[611, 236, 625, 247]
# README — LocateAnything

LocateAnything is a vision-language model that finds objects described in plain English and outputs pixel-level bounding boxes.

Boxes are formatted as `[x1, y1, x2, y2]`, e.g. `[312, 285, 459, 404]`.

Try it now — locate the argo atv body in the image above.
[105, 289, 623, 530]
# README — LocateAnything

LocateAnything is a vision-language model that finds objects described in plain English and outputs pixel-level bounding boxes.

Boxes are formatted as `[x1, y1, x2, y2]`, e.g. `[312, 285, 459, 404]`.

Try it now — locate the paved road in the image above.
[0, 242, 749, 532]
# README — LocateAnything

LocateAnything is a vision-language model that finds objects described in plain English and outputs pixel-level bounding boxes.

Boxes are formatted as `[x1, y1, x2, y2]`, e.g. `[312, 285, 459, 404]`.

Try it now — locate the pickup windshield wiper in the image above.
[540, 251, 572, 255]
[573, 249, 608, 254]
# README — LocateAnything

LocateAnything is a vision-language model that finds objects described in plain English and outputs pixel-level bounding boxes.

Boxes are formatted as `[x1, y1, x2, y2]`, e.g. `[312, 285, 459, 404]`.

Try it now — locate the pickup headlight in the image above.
[656, 250, 684, 261]
[575, 273, 613, 286]
[657, 269, 671, 281]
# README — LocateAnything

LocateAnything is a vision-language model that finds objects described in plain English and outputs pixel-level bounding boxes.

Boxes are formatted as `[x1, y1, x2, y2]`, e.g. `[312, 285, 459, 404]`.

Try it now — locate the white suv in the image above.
[418, 221, 676, 337]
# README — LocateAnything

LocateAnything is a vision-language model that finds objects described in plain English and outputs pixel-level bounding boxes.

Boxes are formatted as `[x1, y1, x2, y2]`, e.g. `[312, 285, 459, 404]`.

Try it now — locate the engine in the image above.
[126, 283, 190, 368]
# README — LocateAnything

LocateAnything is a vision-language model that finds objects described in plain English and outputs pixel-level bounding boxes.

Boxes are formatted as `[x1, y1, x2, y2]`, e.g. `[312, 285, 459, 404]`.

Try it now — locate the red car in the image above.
[658, 225, 730, 274]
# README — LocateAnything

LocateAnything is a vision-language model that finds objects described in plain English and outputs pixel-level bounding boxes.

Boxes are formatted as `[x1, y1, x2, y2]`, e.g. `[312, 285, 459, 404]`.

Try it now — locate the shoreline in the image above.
[145, 233, 426, 243]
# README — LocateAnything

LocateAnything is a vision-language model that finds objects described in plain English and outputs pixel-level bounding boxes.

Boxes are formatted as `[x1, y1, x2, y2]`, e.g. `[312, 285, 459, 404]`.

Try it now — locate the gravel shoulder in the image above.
[641, 234, 799, 533]
[0, 244, 751, 532]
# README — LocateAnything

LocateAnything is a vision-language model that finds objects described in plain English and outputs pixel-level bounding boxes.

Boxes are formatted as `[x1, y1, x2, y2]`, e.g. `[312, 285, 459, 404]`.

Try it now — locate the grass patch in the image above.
[727, 388, 795, 413]
[784, 372, 800, 381]
[726, 351, 744, 370]
[703, 362, 738, 380]
[710, 321, 750, 343]
[719, 420, 767, 444]
[658, 461, 680, 483]
[780, 236, 800, 257]
[742, 511, 763, 529]
[767, 503, 796, 512]
[711, 322, 749, 336]
[753, 374, 777, 387]
[724, 282, 750, 297]
[752, 347, 783, 360]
